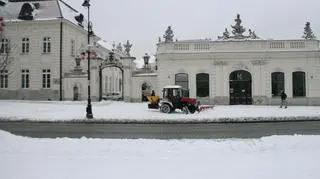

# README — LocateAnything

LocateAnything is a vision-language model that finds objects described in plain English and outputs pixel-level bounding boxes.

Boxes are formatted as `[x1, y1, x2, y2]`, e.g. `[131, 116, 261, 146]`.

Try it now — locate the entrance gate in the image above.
[229, 70, 252, 105]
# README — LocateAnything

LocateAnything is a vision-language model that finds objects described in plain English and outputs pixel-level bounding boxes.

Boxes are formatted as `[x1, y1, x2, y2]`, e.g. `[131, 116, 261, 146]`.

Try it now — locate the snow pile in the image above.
[0, 100, 319, 122]
[0, 130, 319, 179]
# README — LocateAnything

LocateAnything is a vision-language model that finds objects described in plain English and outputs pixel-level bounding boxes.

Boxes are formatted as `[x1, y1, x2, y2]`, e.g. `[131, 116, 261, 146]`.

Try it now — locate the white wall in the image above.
[156, 39, 320, 105]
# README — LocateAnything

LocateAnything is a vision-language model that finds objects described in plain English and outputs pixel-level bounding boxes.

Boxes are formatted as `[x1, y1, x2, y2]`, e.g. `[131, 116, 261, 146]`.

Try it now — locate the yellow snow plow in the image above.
[147, 95, 160, 109]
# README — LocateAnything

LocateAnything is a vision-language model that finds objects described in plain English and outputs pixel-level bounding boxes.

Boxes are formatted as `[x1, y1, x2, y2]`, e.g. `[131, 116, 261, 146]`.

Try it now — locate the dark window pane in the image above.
[43, 43, 46, 53]
[196, 73, 209, 97]
[48, 43, 51, 52]
[4, 75, 8, 88]
[42, 74, 46, 88]
[21, 74, 25, 88]
[0, 75, 3, 88]
[271, 72, 284, 97]
[26, 43, 29, 52]
[26, 74, 29, 88]
[293, 71, 306, 97]
[175, 73, 188, 89]
[47, 74, 50, 88]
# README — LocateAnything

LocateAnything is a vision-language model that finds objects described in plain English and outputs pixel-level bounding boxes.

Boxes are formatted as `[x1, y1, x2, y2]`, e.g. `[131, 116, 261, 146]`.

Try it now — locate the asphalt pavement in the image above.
[1, 120, 320, 139]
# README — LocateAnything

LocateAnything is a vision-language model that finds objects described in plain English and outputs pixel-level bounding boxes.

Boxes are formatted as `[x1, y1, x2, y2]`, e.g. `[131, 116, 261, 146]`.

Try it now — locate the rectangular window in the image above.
[70, 39, 75, 57]
[42, 69, 51, 88]
[293, 71, 306, 97]
[21, 69, 30, 89]
[43, 37, 51, 53]
[0, 38, 9, 54]
[0, 70, 8, 88]
[271, 72, 285, 97]
[22, 37, 30, 53]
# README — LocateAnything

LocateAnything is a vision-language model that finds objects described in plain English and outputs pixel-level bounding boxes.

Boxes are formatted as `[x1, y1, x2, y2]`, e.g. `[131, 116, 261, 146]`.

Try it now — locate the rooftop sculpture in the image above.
[123, 40, 132, 56]
[163, 26, 174, 42]
[218, 14, 259, 40]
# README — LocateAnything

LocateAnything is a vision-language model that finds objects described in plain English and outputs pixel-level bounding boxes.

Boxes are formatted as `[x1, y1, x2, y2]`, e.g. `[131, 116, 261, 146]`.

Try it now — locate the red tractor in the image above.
[147, 85, 200, 114]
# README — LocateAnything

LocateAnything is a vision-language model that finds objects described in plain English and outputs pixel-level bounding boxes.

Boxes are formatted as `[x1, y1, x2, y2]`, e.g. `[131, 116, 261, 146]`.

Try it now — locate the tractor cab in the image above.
[160, 85, 198, 113]
[162, 85, 189, 99]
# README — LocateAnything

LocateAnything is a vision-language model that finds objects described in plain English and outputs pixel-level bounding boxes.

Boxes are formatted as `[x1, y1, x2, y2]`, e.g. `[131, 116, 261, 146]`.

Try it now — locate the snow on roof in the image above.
[96, 40, 114, 51]
[58, 0, 89, 31]
[1, 0, 89, 32]
[1, 0, 61, 21]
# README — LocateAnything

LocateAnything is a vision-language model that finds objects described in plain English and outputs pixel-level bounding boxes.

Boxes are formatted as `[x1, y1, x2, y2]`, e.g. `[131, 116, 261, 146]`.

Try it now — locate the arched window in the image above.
[271, 72, 284, 97]
[293, 71, 306, 97]
[196, 73, 209, 97]
[175, 73, 188, 89]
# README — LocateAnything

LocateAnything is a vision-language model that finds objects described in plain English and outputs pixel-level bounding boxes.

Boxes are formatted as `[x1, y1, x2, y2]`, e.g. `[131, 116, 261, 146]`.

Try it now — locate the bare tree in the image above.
[0, 6, 16, 74]
[0, 34, 14, 72]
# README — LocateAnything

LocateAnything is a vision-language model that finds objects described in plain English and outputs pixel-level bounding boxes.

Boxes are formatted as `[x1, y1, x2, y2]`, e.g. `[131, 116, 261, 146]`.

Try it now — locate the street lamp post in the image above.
[82, 0, 93, 119]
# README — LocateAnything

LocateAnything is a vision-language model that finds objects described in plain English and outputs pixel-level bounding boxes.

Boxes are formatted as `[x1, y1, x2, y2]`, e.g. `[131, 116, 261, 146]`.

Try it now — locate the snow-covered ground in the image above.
[1, 101, 320, 178]
[0, 101, 320, 122]
[0, 130, 319, 179]
[0, 100, 319, 122]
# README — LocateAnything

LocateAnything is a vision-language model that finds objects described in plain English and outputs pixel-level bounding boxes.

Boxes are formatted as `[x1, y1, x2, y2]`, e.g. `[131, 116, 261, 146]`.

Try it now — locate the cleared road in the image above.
[1, 121, 320, 139]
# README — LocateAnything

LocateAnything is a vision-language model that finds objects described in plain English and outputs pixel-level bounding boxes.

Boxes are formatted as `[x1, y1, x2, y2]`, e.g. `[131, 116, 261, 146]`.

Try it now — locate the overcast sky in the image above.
[64, 0, 320, 64]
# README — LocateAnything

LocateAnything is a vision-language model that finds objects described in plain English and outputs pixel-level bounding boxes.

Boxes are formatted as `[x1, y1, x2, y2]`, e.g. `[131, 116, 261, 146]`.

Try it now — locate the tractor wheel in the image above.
[182, 106, 189, 114]
[188, 105, 196, 114]
[160, 103, 171, 113]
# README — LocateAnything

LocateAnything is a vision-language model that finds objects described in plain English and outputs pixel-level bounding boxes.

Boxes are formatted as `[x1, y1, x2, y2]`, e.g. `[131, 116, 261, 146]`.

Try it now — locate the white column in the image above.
[190, 72, 196, 98]
[121, 56, 136, 102]
[285, 71, 292, 98]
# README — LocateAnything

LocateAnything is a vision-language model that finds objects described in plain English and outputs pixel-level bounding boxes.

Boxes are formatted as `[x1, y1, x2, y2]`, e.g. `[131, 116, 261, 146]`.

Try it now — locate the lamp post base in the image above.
[86, 104, 93, 119]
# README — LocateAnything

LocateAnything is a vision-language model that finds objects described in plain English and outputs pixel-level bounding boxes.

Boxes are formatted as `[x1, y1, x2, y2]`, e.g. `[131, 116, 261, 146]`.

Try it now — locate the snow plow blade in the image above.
[147, 96, 160, 109]
[198, 105, 214, 112]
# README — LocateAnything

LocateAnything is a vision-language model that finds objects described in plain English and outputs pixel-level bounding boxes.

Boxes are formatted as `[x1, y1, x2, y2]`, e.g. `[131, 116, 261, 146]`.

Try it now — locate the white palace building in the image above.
[1, 0, 320, 106]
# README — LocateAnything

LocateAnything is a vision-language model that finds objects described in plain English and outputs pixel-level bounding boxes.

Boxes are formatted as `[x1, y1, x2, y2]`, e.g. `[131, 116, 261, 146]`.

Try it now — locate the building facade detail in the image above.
[123, 40, 132, 56]
[218, 14, 258, 40]
[1, 1, 320, 106]
[163, 26, 174, 42]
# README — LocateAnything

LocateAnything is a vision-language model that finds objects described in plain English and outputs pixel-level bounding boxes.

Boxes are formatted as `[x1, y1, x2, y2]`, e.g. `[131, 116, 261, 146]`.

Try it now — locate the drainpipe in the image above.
[59, 21, 63, 100]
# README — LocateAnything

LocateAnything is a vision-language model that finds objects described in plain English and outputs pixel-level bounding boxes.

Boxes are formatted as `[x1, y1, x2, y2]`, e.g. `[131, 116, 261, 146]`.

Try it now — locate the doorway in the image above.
[229, 70, 252, 105]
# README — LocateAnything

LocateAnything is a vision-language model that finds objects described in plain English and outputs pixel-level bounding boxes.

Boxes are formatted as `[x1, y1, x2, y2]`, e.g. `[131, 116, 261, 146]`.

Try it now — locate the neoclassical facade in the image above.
[155, 16, 320, 105]
[0, 0, 130, 101]
[1, 1, 320, 106]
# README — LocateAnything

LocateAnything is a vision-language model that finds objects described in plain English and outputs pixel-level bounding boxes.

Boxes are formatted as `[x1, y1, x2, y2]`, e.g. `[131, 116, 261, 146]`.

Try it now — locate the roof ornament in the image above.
[74, 13, 84, 27]
[116, 42, 123, 52]
[218, 28, 230, 40]
[248, 29, 257, 39]
[163, 26, 174, 43]
[217, 14, 259, 40]
[18, 3, 35, 20]
[123, 40, 132, 56]
[231, 14, 246, 37]
[302, 22, 316, 40]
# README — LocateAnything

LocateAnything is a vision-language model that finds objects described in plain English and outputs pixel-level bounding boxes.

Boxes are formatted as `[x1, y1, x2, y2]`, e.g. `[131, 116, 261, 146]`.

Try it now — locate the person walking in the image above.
[280, 90, 287, 108]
